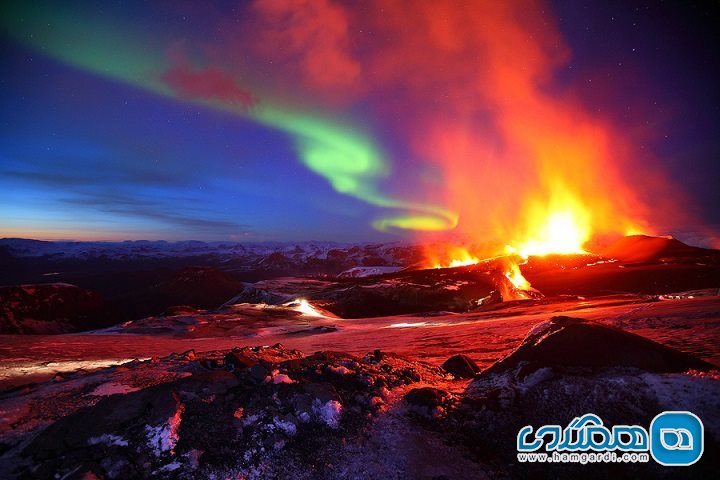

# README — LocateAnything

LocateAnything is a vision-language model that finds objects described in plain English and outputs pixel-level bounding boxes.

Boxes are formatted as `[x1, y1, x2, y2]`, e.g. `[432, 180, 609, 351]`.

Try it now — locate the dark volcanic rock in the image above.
[151, 266, 243, 310]
[104, 267, 245, 323]
[2, 334, 718, 479]
[405, 387, 450, 408]
[446, 317, 720, 479]
[10, 345, 445, 479]
[224, 350, 257, 370]
[483, 315, 715, 374]
[225, 283, 289, 305]
[0, 283, 105, 334]
[442, 354, 480, 379]
[161, 305, 199, 316]
[310, 265, 503, 317]
[404, 387, 452, 418]
[24, 380, 184, 459]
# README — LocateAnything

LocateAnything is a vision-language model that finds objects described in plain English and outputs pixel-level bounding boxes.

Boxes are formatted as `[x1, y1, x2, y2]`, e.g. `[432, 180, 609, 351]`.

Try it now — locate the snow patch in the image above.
[518, 367, 553, 391]
[273, 417, 297, 436]
[527, 320, 553, 339]
[272, 373, 295, 384]
[313, 399, 342, 429]
[145, 401, 184, 456]
[337, 266, 404, 278]
[89, 382, 141, 396]
[88, 434, 128, 447]
[327, 365, 354, 376]
[242, 413, 261, 426]
[158, 461, 182, 472]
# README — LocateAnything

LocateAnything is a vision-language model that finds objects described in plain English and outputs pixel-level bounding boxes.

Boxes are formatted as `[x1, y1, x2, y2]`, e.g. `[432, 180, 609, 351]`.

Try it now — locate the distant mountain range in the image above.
[0, 237, 423, 270]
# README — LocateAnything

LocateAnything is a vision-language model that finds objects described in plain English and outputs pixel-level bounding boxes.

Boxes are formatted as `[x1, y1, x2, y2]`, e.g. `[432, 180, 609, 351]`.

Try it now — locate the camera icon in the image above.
[650, 412, 704, 466]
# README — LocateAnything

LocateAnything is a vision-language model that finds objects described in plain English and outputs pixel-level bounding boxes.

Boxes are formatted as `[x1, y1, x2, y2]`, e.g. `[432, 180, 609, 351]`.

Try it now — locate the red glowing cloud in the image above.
[251, 0, 361, 94]
[162, 57, 255, 109]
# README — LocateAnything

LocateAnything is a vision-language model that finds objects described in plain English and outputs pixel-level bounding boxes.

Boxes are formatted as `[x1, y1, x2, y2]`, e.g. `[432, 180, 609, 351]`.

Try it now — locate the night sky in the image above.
[1, 1, 718, 243]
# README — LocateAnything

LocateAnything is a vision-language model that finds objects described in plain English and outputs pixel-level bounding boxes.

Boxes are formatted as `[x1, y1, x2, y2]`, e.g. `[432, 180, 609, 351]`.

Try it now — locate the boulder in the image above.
[483, 316, 714, 375]
[404, 387, 450, 409]
[442, 354, 480, 379]
[224, 351, 257, 371]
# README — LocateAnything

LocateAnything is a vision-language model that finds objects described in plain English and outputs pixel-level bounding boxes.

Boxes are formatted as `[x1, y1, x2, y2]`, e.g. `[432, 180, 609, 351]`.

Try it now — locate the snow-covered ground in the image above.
[1, 294, 718, 387]
[0, 293, 718, 479]
[337, 266, 406, 278]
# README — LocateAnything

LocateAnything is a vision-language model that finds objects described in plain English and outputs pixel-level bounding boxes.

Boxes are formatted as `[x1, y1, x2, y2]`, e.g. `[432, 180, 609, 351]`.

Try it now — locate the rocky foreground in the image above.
[1, 317, 718, 479]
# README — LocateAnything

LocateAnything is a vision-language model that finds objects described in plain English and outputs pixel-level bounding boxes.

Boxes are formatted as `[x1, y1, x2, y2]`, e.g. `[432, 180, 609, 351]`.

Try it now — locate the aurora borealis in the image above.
[1, 1, 719, 243]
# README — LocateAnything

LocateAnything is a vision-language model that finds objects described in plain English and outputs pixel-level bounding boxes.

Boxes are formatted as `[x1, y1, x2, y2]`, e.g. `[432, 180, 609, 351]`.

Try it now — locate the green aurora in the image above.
[1, 3, 458, 233]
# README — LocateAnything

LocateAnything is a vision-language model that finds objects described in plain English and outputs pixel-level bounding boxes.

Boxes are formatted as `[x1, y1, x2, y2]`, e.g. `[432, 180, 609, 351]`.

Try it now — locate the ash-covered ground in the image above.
[0, 235, 719, 479]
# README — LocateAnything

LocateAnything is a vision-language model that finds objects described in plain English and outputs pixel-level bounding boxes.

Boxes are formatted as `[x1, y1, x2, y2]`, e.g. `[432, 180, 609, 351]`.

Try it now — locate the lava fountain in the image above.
[505, 210, 590, 259]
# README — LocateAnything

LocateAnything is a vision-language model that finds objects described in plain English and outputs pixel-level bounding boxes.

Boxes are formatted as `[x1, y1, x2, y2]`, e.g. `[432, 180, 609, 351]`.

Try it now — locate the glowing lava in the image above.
[506, 204, 591, 258]
[438, 257, 480, 269]
[291, 299, 324, 317]
[505, 261, 531, 291]
[432, 247, 480, 269]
